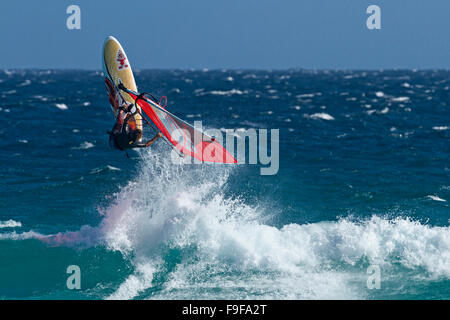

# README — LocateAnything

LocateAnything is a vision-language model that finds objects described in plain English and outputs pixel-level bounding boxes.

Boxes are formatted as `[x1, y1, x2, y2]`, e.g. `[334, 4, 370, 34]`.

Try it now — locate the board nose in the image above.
[103, 36, 119, 47]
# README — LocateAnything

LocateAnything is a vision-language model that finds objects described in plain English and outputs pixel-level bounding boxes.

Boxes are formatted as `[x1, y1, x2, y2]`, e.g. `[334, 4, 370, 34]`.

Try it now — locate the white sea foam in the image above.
[17, 79, 31, 87]
[33, 95, 49, 102]
[107, 165, 121, 171]
[186, 114, 201, 118]
[74, 141, 94, 150]
[296, 93, 316, 98]
[392, 97, 410, 102]
[0, 220, 22, 229]
[102, 172, 450, 299]
[198, 89, 247, 96]
[90, 165, 121, 175]
[433, 126, 449, 131]
[304, 113, 335, 121]
[0, 231, 46, 240]
[428, 195, 447, 202]
[55, 103, 68, 110]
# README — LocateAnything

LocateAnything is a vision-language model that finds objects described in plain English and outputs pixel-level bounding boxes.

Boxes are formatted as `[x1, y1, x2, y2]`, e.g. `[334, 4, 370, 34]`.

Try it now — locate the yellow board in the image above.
[102, 36, 143, 132]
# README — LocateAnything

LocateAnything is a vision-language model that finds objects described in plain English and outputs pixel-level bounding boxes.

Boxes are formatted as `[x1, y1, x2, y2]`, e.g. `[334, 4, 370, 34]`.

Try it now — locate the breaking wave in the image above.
[99, 149, 450, 299]
[2, 148, 449, 299]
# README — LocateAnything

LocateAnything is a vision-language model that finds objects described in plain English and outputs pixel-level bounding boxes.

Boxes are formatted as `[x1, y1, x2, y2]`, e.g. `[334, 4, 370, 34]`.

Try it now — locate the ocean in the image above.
[0, 69, 449, 299]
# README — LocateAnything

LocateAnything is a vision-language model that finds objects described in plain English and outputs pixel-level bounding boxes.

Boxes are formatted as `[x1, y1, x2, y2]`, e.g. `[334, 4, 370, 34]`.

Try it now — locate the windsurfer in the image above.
[108, 102, 162, 151]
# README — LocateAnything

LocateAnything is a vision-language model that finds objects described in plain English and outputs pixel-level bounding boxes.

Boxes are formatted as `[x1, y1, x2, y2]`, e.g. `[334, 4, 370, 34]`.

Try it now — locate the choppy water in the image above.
[0, 69, 449, 299]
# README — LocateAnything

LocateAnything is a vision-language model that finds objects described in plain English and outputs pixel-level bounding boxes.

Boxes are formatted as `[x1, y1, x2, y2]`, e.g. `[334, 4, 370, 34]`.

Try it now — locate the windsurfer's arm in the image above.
[134, 132, 163, 148]
[144, 132, 163, 147]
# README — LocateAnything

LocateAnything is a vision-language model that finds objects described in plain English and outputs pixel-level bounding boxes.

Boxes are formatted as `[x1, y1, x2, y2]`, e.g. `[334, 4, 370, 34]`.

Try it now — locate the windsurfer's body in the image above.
[108, 102, 162, 151]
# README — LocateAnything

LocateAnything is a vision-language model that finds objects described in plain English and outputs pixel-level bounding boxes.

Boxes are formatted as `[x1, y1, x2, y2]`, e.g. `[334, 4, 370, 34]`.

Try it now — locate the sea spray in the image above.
[97, 148, 450, 299]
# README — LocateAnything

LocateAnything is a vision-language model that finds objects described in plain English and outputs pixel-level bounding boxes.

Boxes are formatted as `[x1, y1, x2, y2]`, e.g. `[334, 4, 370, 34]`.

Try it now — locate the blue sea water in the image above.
[0, 69, 449, 299]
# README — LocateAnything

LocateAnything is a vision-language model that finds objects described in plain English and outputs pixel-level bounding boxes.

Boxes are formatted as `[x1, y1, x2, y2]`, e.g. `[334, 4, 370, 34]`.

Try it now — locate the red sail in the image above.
[127, 91, 237, 164]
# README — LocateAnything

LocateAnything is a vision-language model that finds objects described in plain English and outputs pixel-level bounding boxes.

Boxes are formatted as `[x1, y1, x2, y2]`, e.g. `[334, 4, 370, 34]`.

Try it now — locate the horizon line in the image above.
[2, 67, 450, 72]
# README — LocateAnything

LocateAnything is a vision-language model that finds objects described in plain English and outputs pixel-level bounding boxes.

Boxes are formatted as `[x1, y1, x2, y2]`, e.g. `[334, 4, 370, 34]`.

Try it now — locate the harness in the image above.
[107, 105, 140, 150]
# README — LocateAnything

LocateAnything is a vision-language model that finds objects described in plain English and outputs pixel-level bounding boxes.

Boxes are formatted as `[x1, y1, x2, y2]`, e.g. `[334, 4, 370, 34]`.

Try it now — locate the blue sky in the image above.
[0, 0, 449, 69]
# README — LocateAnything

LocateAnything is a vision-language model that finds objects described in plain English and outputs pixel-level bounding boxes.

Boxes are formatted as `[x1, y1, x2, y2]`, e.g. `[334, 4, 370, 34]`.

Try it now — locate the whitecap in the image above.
[18, 79, 31, 87]
[305, 113, 335, 121]
[199, 89, 247, 96]
[74, 141, 94, 150]
[55, 103, 68, 110]
[107, 165, 121, 171]
[33, 95, 48, 102]
[432, 126, 449, 131]
[186, 114, 201, 118]
[427, 195, 447, 202]
[296, 93, 315, 98]
[91, 165, 121, 174]
[0, 220, 22, 228]
[392, 97, 410, 102]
